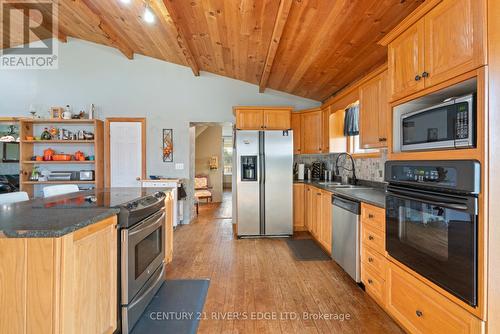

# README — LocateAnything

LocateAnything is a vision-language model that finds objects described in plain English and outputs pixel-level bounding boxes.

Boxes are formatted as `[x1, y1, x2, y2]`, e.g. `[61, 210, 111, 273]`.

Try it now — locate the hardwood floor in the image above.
[166, 192, 403, 334]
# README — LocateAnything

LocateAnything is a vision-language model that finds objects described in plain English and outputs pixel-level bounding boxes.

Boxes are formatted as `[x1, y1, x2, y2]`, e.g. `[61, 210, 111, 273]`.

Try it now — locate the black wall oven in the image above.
[385, 160, 480, 306]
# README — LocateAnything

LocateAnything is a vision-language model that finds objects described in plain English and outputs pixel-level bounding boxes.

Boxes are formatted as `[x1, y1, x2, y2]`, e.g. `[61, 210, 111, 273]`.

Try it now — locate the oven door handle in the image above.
[129, 210, 165, 237]
[387, 188, 475, 214]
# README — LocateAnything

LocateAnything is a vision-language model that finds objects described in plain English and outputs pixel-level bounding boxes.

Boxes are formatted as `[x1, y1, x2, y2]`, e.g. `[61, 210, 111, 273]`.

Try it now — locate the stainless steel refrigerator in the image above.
[234, 130, 293, 237]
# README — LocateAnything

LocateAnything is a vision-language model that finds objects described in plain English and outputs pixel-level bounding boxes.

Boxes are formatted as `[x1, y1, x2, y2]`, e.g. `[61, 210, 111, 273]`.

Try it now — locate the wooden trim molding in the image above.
[377, 0, 442, 46]
[104, 118, 146, 187]
[158, 0, 200, 76]
[259, 0, 293, 93]
[78, 0, 134, 59]
[487, 0, 500, 330]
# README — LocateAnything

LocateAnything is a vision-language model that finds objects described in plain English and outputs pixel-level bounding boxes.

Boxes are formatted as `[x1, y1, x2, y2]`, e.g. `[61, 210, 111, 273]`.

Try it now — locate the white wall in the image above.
[0, 38, 320, 221]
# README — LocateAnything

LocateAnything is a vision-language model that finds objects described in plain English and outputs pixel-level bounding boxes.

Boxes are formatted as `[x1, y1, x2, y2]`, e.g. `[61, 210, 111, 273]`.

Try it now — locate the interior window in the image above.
[223, 136, 233, 175]
[345, 101, 379, 155]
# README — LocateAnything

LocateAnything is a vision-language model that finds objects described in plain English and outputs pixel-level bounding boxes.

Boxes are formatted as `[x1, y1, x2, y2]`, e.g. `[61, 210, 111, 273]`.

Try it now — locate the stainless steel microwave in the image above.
[400, 94, 475, 152]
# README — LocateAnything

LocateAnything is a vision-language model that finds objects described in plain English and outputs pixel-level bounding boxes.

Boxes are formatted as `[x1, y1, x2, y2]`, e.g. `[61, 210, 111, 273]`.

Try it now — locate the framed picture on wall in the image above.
[163, 129, 173, 162]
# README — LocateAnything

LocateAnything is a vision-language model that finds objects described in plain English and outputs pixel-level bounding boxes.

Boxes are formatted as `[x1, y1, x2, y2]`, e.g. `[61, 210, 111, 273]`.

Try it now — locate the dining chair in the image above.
[0, 191, 29, 205]
[42, 184, 80, 198]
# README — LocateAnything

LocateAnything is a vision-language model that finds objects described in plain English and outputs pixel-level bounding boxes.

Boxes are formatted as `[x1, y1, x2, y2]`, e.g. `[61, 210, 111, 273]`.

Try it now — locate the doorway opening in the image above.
[190, 122, 233, 220]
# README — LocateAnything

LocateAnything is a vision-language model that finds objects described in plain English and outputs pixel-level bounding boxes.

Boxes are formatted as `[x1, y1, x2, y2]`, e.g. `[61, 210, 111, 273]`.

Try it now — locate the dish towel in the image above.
[344, 104, 360, 136]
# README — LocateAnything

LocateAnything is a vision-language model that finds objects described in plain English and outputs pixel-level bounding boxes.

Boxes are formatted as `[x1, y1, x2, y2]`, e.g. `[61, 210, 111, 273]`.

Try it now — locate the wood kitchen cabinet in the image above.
[386, 261, 484, 334]
[291, 113, 302, 154]
[385, 0, 486, 101]
[329, 108, 348, 153]
[319, 190, 332, 254]
[300, 109, 323, 154]
[304, 185, 313, 231]
[359, 70, 389, 148]
[293, 183, 306, 231]
[321, 106, 331, 153]
[360, 203, 387, 308]
[234, 107, 292, 130]
[0, 216, 118, 334]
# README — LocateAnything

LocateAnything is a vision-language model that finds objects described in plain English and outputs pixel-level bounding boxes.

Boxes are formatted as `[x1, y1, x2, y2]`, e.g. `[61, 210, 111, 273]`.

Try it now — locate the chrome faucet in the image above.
[335, 153, 357, 185]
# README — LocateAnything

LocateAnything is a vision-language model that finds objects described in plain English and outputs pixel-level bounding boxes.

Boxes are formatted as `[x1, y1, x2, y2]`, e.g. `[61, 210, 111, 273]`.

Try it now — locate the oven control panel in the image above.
[389, 165, 457, 186]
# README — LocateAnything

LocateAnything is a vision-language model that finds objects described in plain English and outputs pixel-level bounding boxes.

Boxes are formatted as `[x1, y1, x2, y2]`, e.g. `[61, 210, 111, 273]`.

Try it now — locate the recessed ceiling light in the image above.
[143, 4, 156, 24]
[119, 0, 131, 4]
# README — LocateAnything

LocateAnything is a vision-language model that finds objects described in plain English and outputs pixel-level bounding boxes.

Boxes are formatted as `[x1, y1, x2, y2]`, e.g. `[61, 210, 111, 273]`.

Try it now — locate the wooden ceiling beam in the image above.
[156, 0, 200, 76]
[259, 0, 293, 93]
[77, 0, 134, 59]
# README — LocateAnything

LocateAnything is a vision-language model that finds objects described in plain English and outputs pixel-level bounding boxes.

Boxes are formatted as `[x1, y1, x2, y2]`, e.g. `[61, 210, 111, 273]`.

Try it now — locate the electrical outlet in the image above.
[175, 163, 184, 170]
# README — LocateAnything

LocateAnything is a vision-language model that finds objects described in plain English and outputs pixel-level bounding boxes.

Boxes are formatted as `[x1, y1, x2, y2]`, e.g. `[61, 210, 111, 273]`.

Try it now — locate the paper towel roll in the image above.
[298, 164, 305, 180]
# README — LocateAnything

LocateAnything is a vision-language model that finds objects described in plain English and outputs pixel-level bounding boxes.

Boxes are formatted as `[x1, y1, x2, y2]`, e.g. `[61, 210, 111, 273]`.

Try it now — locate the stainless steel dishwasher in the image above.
[332, 195, 361, 282]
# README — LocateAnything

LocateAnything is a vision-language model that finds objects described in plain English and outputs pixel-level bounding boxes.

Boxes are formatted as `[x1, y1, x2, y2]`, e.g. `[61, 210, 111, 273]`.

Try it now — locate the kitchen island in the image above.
[0, 187, 175, 334]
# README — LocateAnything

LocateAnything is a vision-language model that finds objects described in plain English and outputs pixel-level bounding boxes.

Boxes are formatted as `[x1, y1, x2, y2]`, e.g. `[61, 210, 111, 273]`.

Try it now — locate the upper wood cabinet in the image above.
[359, 70, 389, 149]
[291, 113, 302, 154]
[329, 108, 347, 153]
[385, 0, 486, 101]
[300, 109, 323, 154]
[388, 21, 425, 101]
[423, 0, 486, 87]
[234, 107, 292, 130]
[321, 106, 331, 153]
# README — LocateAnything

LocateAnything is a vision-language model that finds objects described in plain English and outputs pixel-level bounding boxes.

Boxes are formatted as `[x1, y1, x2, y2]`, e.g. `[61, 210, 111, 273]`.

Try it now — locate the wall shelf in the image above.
[21, 181, 96, 185]
[21, 140, 95, 144]
[22, 161, 95, 164]
[20, 119, 104, 197]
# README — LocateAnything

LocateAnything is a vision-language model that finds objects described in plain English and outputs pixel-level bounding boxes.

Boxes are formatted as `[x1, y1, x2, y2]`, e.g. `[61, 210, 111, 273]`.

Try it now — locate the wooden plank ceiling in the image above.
[1, 0, 423, 101]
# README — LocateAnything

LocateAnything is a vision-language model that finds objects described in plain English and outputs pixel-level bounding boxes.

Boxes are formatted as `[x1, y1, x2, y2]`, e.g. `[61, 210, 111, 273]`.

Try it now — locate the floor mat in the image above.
[131, 279, 210, 334]
[286, 239, 331, 261]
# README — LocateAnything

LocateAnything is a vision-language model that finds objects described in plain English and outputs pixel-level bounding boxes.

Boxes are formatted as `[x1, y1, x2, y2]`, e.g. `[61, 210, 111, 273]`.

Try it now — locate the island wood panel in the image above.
[0, 216, 118, 334]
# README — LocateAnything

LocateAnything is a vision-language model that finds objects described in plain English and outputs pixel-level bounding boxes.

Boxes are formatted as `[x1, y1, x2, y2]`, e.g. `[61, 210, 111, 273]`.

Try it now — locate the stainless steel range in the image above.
[119, 191, 166, 334]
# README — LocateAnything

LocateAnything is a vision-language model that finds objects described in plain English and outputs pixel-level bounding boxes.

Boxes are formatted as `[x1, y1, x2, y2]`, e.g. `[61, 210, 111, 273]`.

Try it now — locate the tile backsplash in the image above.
[294, 150, 388, 183]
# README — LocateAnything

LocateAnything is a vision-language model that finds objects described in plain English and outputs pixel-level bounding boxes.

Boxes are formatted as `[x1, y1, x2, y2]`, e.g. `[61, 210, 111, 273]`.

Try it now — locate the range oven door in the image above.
[121, 209, 165, 305]
[386, 186, 477, 306]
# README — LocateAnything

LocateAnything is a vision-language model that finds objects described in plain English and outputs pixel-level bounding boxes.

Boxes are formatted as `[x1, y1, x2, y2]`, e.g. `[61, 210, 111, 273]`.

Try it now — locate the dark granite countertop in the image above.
[0, 187, 173, 238]
[294, 180, 386, 208]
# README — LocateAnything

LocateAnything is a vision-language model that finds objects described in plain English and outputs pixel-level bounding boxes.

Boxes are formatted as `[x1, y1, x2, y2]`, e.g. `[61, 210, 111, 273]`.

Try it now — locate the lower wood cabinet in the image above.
[386, 261, 484, 334]
[293, 183, 306, 231]
[360, 203, 387, 308]
[300, 185, 332, 255]
[0, 216, 118, 334]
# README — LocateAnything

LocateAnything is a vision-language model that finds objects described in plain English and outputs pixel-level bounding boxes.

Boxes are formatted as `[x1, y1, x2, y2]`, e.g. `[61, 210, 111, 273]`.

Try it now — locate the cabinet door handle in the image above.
[415, 75, 421, 81]
[368, 257, 374, 263]
[422, 71, 429, 78]
[368, 235, 374, 241]
[416, 310, 423, 318]
[368, 214, 374, 219]
[379, 138, 387, 142]
[367, 279, 373, 284]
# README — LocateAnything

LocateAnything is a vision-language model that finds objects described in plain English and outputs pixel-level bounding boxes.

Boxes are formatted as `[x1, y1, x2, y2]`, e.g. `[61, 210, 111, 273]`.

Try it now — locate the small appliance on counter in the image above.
[297, 164, 305, 180]
[311, 161, 325, 180]
[78, 170, 95, 181]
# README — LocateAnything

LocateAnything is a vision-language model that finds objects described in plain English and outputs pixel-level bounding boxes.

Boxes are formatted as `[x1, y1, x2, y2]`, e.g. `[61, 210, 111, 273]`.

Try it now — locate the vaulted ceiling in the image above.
[2, 0, 424, 101]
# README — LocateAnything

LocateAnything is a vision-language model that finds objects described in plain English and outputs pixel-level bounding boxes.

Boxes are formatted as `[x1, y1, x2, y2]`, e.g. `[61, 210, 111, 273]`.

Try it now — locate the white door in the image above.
[110, 122, 143, 187]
